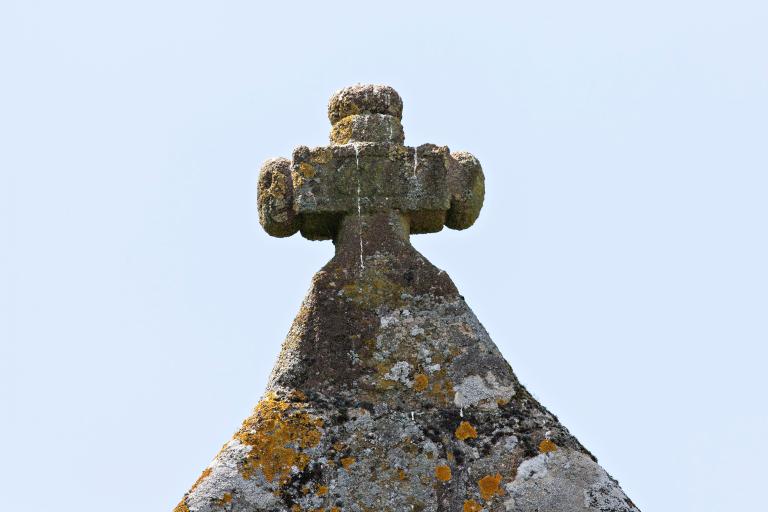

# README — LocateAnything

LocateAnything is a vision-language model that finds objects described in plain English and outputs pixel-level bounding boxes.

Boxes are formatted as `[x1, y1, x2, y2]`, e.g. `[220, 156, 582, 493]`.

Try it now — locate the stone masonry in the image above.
[174, 84, 639, 512]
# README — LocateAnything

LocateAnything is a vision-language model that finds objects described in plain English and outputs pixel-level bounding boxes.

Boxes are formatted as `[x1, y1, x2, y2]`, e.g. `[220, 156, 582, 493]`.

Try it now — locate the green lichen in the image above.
[341, 273, 404, 309]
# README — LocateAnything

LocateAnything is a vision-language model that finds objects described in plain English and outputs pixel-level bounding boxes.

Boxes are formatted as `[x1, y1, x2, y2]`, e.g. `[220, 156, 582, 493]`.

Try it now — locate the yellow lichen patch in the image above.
[330, 116, 354, 144]
[539, 439, 558, 453]
[373, 362, 401, 391]
[298, 162, 316, 178]
[340, 457, 356, 470]
[190, 466, 212, 492]
[341, 274, 404, 309]
[289, 389, 308, 401]
[478, 474, 504, 501]
[426, 369, 454, 404]
[430, 380, 453, 402]
[216, 492, 233, 506]
[455, 421, 478, 441]
[235, 393, 324, 484]
[291, 173, 305, 192]
[173, 500, 190, 512]
[413, 373, 429, 392]
[311, 148, 333, 165]
[463, 500, 483, 512]
[376, 379, 397, 391]
[435, 465, 452, 481]
[317, 485, 329, 496]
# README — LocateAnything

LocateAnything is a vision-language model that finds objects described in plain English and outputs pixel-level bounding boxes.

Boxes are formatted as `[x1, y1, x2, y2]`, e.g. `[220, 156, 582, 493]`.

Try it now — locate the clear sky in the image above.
[1, 1, 766, 510]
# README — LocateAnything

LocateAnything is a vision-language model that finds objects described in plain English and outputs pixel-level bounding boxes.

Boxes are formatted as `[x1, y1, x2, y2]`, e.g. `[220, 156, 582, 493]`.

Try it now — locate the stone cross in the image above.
[177, 84, 640, 512]
[257, 84, 484, 245]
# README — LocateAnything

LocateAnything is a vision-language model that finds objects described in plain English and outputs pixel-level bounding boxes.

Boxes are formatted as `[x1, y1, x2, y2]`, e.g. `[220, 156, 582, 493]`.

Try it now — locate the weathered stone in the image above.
[175, 85, 638, 511]
[257, 157, 300, 238]
[328, 84, 403, 124]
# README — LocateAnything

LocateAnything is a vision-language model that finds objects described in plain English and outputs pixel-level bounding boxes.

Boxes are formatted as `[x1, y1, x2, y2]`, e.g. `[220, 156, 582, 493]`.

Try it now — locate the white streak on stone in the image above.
[354, 143, 364, 272]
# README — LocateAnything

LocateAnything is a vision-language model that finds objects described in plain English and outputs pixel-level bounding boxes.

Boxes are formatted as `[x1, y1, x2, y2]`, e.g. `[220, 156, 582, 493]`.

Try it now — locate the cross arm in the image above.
[257, 143, 484, 240]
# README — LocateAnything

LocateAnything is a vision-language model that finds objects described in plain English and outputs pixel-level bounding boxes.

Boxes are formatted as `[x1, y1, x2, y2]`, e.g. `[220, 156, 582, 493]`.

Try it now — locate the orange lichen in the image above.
[216, 492, 233, 506]
[190, 467, 212, 492]
[340, 457, 356, 469]
[413, 373, 429, 391]
[297, 162, 316, 178]
[478, 474, 504, 501]
[234, 392, 323, 484]
[455, 421, 478, 440]
[427, 372, 455, 404]
[435, 465, 452, 481]
[463, 499, 483, 512]
[317, 485, 329, 496]
[173, 500, 190, 512]
[290, 389, 308, 401]
[539, 439, 558, 453]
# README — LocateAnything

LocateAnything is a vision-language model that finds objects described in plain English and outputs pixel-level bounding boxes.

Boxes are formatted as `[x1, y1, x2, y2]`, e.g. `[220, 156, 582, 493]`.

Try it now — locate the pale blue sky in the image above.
[1, 1, 767, 510]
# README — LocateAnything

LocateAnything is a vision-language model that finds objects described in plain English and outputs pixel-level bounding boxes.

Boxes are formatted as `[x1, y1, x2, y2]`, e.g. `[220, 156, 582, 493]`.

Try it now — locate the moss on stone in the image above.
[341, 273, 405, 310]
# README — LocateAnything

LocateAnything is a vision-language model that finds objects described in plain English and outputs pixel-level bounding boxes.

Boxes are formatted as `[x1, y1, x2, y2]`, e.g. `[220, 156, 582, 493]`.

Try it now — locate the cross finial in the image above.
[257, 84, 484, 243]
[327, 84, 405, 145]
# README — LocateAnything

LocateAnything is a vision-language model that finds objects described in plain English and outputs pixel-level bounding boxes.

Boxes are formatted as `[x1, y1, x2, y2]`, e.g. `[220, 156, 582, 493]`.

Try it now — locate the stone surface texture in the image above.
[176, 85, 638, 512]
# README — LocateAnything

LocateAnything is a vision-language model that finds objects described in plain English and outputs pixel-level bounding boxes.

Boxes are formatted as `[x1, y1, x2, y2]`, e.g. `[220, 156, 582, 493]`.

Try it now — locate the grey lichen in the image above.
[504, 450, 639, 512]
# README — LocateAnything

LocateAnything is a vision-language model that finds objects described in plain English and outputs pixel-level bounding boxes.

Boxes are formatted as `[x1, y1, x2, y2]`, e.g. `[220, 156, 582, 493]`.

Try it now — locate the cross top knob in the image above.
[257, 84, 484, 243]
[327, 84, 405, 145]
